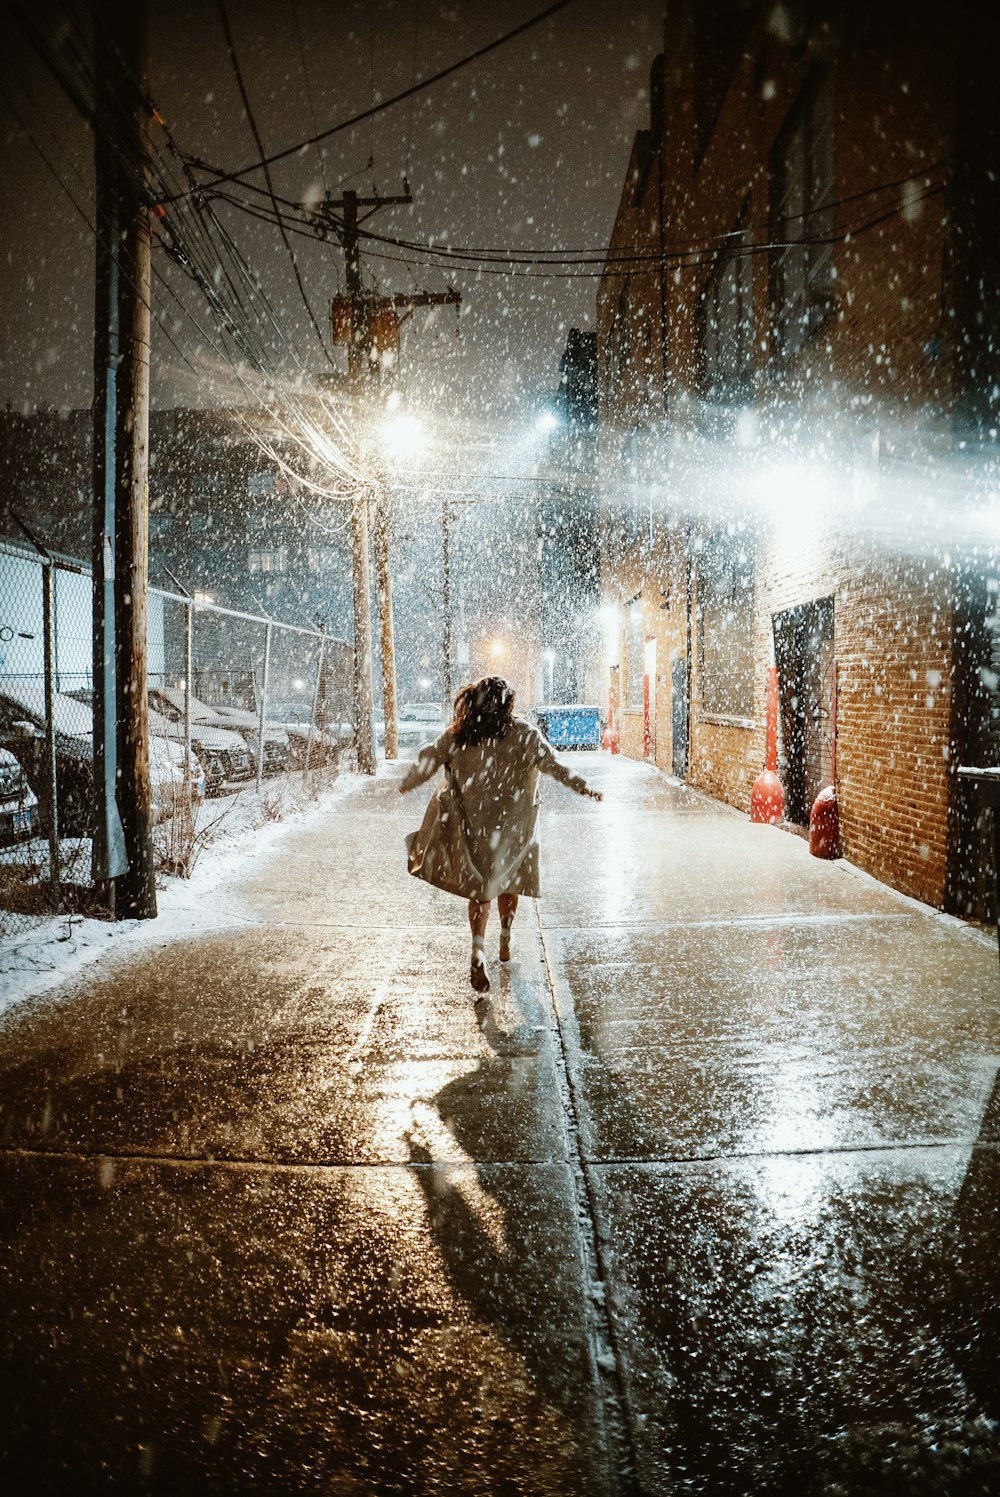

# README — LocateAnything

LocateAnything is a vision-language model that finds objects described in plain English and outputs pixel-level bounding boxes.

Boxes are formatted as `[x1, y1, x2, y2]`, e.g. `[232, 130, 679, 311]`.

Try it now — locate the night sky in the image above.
[0, 0, 662, 422]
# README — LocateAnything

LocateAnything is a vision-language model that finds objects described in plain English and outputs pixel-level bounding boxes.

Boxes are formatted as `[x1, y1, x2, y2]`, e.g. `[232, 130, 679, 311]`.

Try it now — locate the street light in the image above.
[381, 412, 425, 460]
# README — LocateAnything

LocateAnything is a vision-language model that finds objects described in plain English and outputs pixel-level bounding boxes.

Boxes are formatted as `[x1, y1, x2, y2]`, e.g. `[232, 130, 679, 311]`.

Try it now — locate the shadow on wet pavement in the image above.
[1, 754, 999, 1492]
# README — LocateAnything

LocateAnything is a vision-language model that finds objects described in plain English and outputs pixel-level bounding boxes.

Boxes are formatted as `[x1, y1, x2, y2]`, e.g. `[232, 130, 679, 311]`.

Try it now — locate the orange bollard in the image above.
[809, 785, 840, 857]
[809, 662, 840, 858]
[751, 666, 785, 824]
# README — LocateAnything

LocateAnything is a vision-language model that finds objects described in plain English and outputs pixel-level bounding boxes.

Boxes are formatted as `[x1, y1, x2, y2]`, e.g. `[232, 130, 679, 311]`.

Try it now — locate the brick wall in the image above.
[597, 4, 967, 911]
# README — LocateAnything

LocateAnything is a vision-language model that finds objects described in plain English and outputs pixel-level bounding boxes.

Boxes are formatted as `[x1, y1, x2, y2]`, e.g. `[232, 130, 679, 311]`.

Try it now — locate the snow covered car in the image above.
[0, 746, 39, 843]
[148, 688, 254, 787]
[0, 684, 93, 835]
[376, 702, 445, 747]
[148, 716, 207, 811]
[0, 685, 208, 831]
[198, 700, 293, 777]
[279, 721, 342, 769]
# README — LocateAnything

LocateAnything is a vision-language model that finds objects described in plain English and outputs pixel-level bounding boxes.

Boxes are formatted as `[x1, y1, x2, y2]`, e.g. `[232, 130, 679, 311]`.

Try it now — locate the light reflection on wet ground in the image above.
[1, 753, 998, 1492]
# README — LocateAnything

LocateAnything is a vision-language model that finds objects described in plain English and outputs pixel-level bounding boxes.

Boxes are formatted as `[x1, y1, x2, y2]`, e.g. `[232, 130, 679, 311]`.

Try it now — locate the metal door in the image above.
[671, 656, 688, 777]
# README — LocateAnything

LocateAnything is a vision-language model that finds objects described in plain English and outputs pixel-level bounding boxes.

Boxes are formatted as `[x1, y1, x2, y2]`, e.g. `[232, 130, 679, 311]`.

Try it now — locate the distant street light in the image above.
[381, 412, 425, 460]
[491, 638, 506, 659]
[535, 409, 559, 434]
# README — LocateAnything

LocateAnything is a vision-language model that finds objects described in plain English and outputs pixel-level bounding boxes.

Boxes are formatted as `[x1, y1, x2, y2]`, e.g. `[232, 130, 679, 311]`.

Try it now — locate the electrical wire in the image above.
[206, 157, 950, 270]
[208, 177, 949, 282]
[24, 1, 368, 490]
[290, 0, 330, 199]
[161, 0, 574, 201]
[214, 0, 337, 369]
[0, 66, 367, 503]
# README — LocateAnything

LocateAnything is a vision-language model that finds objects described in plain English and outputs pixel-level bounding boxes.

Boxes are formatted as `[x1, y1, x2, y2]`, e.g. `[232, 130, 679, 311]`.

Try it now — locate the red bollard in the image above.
[809, 785, 840, 858]
[751, 769, 785, 824]
[751, 666, 785, 824]
[809, 662, 840, 858]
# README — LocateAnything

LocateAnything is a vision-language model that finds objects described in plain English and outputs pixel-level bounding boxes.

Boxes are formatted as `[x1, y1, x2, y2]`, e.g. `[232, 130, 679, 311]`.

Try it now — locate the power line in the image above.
[208, 177, 949, 281]
[161, 0, 574, 201]
[0, 66, 366, 500]
[51, 6, 364, 475]
[213, 0, 337, 369]
[290, 0, 329, 198]
[209, 158, 949, 266]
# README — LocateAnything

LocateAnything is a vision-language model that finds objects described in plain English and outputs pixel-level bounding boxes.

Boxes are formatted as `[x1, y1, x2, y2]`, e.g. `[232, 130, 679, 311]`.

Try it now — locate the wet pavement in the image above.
[1, 753, 999, 1494]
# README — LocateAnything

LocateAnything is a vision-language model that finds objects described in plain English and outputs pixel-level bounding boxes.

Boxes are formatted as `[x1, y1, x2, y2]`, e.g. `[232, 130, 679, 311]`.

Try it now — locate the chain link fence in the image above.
[0, 536, 354, 942]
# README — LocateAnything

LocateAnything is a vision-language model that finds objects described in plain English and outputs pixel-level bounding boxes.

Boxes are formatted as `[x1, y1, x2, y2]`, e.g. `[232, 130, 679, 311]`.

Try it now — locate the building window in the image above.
[771, 69, 834, 359]
[699, 201, 753, 402]
[248, 548, 287, 574]
[307, 546, 341, 572]
[625, 597, 645, 708]
[692, 1, 754, 163]
[697, 531, 754, 717]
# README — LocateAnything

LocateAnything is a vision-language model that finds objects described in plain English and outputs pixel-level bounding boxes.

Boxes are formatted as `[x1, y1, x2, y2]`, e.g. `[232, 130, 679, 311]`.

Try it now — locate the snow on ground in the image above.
[0, 765, 369, 1021]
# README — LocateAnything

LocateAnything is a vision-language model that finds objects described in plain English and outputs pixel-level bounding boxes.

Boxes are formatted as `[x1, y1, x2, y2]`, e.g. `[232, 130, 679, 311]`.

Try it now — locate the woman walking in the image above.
[400, 676, 602, 992]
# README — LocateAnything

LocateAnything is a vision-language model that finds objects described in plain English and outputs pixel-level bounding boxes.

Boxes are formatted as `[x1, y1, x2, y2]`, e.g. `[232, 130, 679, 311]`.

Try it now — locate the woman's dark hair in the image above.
[450, 676, 515, 747]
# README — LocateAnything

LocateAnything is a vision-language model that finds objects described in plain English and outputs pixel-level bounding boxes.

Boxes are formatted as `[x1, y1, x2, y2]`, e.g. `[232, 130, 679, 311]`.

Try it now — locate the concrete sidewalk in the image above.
[1, 754, 998, 1493]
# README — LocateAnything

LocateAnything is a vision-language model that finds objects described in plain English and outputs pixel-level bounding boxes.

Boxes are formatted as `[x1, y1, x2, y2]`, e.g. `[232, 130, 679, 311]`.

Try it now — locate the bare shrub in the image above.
[261, 789, 285, 823]
[0, 855, 54, 917]
[154, 793, 234, 880]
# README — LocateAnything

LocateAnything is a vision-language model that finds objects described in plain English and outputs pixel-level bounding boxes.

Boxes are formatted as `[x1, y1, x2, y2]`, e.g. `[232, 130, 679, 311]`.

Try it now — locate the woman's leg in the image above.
[498, 893, 518, 961]
[468, 898, 490, 991]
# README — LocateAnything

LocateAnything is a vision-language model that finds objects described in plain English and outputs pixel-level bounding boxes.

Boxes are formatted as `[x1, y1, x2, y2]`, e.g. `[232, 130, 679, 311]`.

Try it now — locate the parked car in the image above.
[148, 716, 207, 808]
[201, 701, 293, 776]
[0, 683, 207, 832]
[376, 702, 445, 747]
[279, 720, 342, 769]
[0, 684, 93, 835]
[148, 688, 254, 787]
[0, 746, 40, 844]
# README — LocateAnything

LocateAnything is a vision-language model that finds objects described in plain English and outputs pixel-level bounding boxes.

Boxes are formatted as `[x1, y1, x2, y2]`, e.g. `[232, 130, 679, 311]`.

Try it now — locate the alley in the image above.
[1, 753, 999, 1494]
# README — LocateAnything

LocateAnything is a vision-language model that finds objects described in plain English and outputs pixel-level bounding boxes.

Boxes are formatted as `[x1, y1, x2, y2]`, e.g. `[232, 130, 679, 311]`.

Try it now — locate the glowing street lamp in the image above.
[381, 411, 425, 460]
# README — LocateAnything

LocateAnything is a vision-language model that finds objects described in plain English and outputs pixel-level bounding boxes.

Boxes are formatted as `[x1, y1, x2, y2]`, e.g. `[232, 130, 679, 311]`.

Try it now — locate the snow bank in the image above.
[0, 767, 366, 1021]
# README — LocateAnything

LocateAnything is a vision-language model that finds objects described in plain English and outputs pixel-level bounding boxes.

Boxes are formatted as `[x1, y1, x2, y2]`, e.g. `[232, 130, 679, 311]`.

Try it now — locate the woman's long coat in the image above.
[400, 718, 588, 900]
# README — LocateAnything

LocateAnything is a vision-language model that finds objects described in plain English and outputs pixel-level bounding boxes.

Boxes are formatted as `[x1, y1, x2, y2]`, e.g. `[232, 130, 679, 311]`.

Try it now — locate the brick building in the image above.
[596, 0, 1000, 913]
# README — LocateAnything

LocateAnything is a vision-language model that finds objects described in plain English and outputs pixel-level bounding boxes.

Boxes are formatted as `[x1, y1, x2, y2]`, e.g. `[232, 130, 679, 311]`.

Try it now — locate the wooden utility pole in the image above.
[441, 496, 453, 710]
[319, 186, 460, 765]
[350, 487, 376, 774]
[92, 0, 156, 918]
[372, 484, 398, 759]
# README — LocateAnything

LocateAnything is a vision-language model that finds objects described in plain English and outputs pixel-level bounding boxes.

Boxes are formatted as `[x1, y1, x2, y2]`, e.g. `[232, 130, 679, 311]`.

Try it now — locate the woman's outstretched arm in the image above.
[531, 728, 603, 800]
[399, 731, 453, 793]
